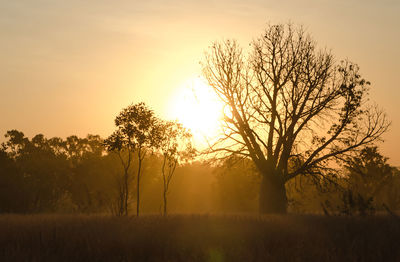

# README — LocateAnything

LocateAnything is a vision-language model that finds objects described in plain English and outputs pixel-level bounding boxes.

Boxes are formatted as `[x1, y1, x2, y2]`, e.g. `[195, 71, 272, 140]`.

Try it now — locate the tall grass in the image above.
[0, 214, 399, 261]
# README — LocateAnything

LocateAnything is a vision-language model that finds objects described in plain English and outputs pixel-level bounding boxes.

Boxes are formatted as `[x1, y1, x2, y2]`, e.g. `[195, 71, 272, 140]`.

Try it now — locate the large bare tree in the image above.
[202, 24, 389, 213]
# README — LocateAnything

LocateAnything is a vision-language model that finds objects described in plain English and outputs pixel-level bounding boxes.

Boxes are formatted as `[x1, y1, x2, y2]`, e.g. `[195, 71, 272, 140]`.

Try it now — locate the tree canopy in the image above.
[202, 23, 390, 213]
[105, 102, 163, 216]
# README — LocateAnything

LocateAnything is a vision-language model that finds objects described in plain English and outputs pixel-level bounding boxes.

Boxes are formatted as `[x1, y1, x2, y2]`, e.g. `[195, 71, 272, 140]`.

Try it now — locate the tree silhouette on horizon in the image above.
[202, 23, 390, 214]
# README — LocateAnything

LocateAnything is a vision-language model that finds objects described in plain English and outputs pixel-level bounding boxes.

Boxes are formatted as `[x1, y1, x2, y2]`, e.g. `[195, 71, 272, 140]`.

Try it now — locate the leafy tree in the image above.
[1, 131, 69, 212]
[202, 23, 389, 213]
[0, 147, 28, 212]
[105, 102, 162, 216]
[342, 146, 400, 213]
[159, 120, 194, 215]
[0, 130, 120, 213]
[2, 130, 29, 158]
[105, 130, 133, 216]
[66, 135, 115, 213]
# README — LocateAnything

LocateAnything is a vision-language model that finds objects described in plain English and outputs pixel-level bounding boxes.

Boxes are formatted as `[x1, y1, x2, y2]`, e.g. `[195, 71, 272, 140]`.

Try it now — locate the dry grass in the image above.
[0, 214, 399, 261]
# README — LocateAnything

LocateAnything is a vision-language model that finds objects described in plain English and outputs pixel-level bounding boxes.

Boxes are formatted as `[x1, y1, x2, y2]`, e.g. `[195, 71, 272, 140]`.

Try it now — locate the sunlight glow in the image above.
[168, 78, 224, 146]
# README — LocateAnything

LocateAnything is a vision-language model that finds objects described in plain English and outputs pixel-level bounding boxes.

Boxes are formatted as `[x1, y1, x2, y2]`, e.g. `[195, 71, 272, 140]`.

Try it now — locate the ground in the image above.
[0, 214, 399, 261]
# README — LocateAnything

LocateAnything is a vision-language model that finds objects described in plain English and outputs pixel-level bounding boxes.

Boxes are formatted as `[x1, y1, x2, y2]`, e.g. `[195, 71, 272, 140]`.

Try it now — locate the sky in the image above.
[0, 0, 399, 165]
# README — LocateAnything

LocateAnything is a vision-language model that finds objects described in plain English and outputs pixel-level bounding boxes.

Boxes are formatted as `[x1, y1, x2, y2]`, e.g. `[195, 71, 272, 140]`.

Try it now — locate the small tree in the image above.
[105, 129, 135, 216]
[105, 102, 161, 216]
[159, 121, 194, 215]
[342, 146, 400, 213]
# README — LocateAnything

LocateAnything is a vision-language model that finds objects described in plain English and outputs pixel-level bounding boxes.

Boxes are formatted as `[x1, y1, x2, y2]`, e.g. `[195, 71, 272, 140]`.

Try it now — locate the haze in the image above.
[1, 0, 399, 164]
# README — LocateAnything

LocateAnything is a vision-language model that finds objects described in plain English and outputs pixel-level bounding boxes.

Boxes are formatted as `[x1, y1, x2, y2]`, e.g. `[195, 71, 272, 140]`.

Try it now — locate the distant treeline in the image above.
[0, 129, 399, 215]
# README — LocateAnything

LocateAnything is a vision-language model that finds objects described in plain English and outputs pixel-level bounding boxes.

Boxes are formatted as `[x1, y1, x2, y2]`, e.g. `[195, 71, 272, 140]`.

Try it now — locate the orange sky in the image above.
[0, 0, 399, 165]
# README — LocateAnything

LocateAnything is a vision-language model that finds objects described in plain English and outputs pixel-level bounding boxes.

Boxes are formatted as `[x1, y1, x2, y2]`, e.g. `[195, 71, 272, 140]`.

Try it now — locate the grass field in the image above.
[0, 214, 399, 261]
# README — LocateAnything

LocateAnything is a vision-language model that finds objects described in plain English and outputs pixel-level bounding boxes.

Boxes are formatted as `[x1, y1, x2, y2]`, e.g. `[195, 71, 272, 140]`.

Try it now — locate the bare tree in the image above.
[202, 23, 390, 213]
[159, 121, 194, 215]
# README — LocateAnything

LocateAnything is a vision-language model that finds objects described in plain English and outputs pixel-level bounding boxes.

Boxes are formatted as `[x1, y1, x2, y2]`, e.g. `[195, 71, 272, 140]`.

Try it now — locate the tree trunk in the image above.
[136, 157, 142, 217]
[259, 173, 287, 214]
[163, 191, 167, 216]
[124, 170, 129, 216]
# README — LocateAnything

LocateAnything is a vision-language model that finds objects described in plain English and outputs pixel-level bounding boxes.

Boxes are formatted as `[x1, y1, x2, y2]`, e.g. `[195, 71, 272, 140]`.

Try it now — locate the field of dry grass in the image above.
[0, 214, 399, 261]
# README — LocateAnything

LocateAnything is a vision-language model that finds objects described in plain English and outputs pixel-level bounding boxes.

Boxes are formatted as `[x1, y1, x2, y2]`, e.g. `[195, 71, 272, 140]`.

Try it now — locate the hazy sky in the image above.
[1, 0, 399, 164]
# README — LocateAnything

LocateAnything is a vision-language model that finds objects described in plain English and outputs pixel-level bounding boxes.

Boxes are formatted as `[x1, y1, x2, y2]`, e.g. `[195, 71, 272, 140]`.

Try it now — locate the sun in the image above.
[168, 77, 224, 145]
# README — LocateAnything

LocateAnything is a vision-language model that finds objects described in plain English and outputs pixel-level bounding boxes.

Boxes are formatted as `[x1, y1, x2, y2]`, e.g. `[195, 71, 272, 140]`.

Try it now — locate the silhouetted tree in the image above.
[0, 145, 28, 212]
[342, 146, 400, 213]
[1, 130, 69, 212]
[105, 102, 162, 216]
[159, 121, 194, 215]
[67, 135, 115, 213]
[0, 130, 124, 213]
[202, 23, 390, 213]
[105, 131, 133, 216]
